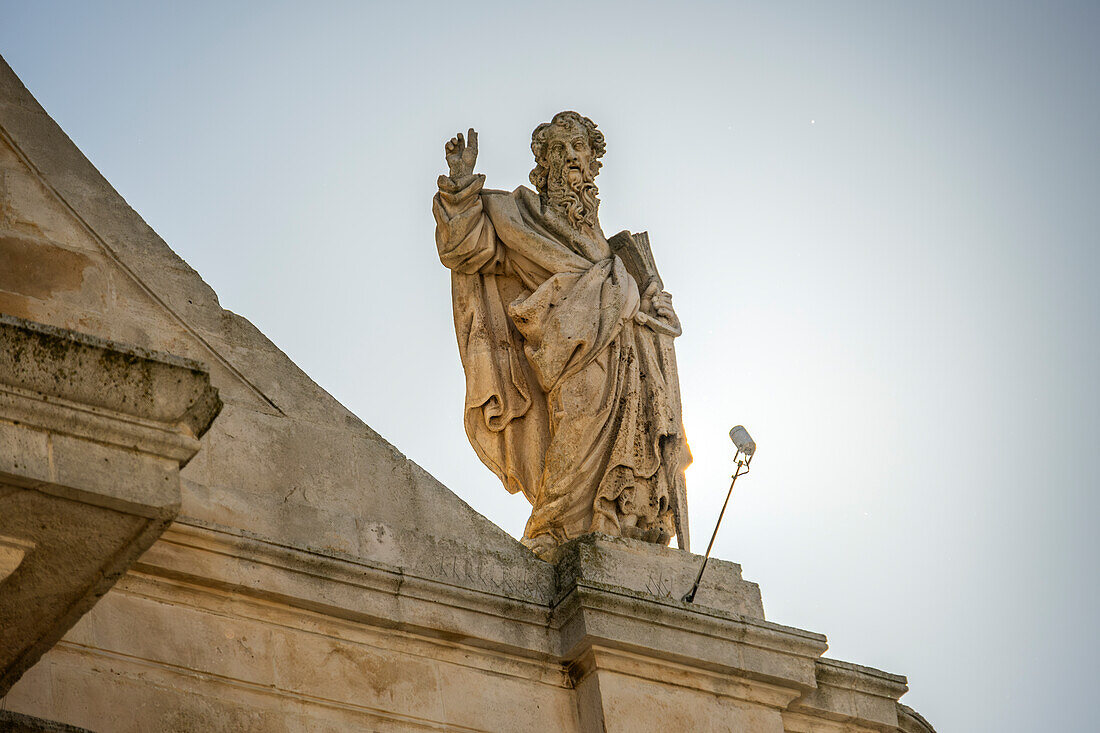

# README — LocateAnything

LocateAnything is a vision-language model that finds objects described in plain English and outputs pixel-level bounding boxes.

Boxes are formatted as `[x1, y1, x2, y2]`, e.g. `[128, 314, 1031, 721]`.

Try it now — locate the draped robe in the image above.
[433, 173, 687, 547]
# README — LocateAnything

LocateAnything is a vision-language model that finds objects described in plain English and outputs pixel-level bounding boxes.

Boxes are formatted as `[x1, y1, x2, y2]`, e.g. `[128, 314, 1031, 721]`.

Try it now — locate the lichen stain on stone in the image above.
[0, 236, 91, 299]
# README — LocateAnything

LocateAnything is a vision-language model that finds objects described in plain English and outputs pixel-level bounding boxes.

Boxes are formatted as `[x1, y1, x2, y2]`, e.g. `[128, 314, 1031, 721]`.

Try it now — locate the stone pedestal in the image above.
[552, 535, 829, 731]
[552, 533, 766, 616]
[0, 315, 221, 696]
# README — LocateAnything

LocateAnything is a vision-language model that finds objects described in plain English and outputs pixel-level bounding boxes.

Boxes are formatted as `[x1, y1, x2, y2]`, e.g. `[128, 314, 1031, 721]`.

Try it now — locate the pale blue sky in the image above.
[3, 2, 1098, 730]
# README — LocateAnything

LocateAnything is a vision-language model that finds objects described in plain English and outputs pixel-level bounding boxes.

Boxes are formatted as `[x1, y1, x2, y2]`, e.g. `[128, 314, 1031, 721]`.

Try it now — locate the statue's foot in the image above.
[622, 525, 672, 545]
[647, 526, 672, 545]
[521, 534, 557, 559]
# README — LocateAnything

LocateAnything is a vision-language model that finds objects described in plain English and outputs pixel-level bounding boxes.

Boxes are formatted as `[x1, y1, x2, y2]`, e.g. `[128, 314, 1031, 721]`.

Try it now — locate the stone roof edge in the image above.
[0, 53, 530, 555]
[0, 56, 282, 417]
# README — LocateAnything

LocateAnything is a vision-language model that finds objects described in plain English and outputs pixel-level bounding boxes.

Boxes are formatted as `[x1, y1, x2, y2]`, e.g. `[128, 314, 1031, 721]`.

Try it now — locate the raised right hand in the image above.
[445, 128, 478, 180]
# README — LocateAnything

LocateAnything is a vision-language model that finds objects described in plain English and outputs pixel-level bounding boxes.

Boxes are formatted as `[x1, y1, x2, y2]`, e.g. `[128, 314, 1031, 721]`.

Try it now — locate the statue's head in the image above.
[530, 111, 606, 228]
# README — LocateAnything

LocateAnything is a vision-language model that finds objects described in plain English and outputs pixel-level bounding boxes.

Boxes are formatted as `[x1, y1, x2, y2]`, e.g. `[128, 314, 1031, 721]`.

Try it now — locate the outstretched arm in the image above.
[434, 127, 502, 274]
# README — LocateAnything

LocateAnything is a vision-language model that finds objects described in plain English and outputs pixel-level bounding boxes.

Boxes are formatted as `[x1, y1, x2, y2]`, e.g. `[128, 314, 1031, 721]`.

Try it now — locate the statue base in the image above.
[550, 533, 765, 619]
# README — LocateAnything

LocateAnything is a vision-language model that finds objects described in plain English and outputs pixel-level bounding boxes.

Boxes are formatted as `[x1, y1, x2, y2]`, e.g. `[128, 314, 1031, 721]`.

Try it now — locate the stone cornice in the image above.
[134, 519, 928, 728]
[817, 657, 909, 699]
[0, 314, 221, 444]
[139, 520, 832, 696]
[553, 583, 826, 690]
[786, 656, 913, 731]
[567, 645, 803, 710]
[141, 519, 558, 653]
[0, 384, 202, 467]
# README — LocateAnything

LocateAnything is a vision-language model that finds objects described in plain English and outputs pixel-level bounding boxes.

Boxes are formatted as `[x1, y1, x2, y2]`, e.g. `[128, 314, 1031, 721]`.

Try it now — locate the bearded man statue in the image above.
[433, 111, 690, 558]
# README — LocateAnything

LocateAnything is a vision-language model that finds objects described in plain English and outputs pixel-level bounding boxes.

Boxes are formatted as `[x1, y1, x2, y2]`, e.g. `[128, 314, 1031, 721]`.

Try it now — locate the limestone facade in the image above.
[0, 55, 934, 732]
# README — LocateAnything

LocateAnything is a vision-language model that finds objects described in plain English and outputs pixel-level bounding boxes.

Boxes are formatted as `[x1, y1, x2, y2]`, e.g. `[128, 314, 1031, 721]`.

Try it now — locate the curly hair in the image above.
[529, 111, 606, 194]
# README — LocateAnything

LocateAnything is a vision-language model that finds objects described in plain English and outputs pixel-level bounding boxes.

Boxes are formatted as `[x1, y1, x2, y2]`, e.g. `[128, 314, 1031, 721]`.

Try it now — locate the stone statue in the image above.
[433, 111, 690, 558]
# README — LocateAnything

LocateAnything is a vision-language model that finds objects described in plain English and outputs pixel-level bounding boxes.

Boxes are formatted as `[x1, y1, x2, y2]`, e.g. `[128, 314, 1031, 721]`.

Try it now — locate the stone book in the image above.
[608, 229, 690, 551]
[608, 229, 663, 291]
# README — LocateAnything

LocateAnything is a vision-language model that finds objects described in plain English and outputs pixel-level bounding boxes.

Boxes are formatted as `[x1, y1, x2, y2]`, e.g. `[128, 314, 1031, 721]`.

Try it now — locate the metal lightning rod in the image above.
[682, 426, 756, 604]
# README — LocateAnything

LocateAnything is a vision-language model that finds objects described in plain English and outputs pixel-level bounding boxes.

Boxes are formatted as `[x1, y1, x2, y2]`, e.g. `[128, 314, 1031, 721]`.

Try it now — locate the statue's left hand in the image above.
[652, 290, 678, 324]
[641, 281, 680, 333]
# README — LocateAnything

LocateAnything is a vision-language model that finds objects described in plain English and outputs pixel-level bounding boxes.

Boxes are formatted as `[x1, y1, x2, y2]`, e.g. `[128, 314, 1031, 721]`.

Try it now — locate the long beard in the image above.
[547, 164, 599, 229]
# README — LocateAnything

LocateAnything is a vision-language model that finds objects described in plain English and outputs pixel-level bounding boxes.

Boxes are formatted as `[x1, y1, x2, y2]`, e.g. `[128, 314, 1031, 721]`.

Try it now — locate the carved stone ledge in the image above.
[64, 515, 921, 732]
[786, 657, 912, 732]
[0, 315, 221, 696]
